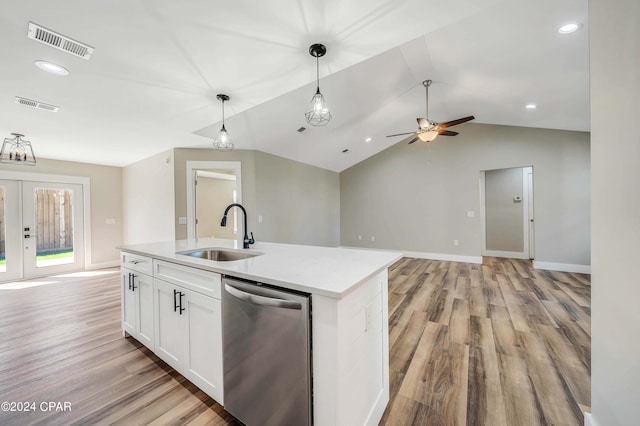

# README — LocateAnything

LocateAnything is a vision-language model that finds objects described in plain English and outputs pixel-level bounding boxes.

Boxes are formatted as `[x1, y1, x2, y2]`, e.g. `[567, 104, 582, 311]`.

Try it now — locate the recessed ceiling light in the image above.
[34, 60, 69, 76]
[558, 22, 582, 34]
[365, 137, 372, 143]
[525, 103, 537, 109]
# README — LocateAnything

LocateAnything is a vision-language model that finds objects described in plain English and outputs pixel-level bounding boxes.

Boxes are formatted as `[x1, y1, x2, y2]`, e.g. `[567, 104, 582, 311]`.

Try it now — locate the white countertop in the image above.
[118, 238, 402, 299]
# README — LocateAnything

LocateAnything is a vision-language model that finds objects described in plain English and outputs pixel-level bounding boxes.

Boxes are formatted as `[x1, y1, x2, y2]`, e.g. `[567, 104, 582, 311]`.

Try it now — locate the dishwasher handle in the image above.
[224, 283, 302, 310]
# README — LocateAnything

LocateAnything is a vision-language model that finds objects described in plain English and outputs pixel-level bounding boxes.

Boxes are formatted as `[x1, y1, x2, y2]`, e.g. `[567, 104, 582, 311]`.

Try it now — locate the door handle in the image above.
[179, 292, 185, 315]
[173, 289, 179, 312]
[224, 283, 302, 310]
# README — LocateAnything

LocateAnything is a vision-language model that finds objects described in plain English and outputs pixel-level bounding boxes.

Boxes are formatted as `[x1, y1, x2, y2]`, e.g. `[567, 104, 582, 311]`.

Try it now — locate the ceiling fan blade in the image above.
[439, 116, 475, 128]
[386, 132, 416, 138]
[438, 129, 458, 136]
[417, 118, 429, 129]
[407, 136, 420, 144]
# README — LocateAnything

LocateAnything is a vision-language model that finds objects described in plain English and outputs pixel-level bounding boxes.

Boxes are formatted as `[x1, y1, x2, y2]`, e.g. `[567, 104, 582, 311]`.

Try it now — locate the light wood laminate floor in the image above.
[0, 258, 590, 425]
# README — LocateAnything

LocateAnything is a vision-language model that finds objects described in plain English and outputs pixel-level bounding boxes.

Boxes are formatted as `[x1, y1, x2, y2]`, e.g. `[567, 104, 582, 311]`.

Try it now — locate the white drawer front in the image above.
[121, 252, 153, 275]
[153, 260, 221, 299]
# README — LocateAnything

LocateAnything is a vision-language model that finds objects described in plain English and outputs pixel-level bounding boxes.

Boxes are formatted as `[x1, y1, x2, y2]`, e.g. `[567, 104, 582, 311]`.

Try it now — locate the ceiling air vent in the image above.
[27, 22, 94, 60]
[15, 96, 60, 112]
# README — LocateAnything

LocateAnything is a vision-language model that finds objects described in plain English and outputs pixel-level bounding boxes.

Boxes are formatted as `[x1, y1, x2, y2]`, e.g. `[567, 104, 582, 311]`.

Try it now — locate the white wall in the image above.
[122, 149, 175, 244]
[590, 0, 640, 425]
[340, 123, 590, 266]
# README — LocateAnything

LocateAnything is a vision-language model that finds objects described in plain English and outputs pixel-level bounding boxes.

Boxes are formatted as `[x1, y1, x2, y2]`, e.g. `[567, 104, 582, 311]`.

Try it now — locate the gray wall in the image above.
[255, 151, 340, 247]
[485, 167, 524, 252]
[590, 0, 640, 425]
[173, 148, 257, 240]
[340, 123, 590, 265]
[173, 148, 340, 247]
[0, 158, 123, 266]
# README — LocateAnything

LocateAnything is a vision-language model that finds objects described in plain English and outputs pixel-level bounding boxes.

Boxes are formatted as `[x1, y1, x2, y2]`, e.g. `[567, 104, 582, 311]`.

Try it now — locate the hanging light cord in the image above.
[315, 54, 320, 94]
[221, 99, 226, 129]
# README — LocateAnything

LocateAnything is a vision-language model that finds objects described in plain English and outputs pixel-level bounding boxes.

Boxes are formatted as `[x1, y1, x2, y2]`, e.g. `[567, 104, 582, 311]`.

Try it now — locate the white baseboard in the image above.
[86, 260, 120, 270]
[533, 261, 591, 274]
[401, 250, 482, 264]
[340, 246, 482, 265]
[584, 412, 595, 426]
[482, 249, 529, 259]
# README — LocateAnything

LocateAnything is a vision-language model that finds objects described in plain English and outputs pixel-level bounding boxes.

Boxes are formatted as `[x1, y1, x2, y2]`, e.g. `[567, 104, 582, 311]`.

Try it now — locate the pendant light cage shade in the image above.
[305, 89, 332, 127]
[305, 43, 331, 127]
[214, 94, 234, 152]
[0, 133, 36, 165]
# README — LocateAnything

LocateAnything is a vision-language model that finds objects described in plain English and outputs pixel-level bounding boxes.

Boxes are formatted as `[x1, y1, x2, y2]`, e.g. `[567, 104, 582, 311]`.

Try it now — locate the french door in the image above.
[0, 179, 84, 282]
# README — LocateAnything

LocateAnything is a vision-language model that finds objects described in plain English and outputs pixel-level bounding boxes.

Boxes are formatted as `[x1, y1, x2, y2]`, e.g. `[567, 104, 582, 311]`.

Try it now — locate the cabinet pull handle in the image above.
[179, 292, 185, 315]
[173, 289, 179, 312]
[129, 260, 140, 265]
[131, 274, 137, 291]
[128, 273, 131, 290]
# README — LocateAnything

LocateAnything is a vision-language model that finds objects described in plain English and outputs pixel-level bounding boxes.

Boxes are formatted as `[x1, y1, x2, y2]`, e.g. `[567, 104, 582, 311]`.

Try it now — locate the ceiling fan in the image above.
[387, 80, 475, 144]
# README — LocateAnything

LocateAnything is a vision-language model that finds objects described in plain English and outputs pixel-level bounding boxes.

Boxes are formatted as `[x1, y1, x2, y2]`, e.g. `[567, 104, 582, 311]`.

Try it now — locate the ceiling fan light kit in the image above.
[305, 43, 332, 127]
[386, 79, 475, 145]
[213, 94, 234, 152]
[0, 133, 37, 165]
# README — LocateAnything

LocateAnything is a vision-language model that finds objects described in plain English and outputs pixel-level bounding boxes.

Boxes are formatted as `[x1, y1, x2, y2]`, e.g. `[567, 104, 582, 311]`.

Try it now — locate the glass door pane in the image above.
[33, 188, 75, 267]
[22, 182, 84, 278]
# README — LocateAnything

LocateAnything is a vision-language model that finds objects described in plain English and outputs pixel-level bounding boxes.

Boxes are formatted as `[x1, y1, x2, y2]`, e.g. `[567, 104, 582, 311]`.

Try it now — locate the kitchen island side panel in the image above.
[312, 269, 390, 426]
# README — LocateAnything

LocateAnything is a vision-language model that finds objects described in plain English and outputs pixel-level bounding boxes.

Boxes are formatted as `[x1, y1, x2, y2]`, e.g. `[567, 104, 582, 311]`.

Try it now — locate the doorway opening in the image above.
[186, 161, 242, 244]
[480, 166, 534, 260]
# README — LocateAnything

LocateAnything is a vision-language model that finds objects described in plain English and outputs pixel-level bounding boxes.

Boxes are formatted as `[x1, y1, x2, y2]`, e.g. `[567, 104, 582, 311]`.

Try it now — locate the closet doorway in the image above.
[480, 166, 534, 259]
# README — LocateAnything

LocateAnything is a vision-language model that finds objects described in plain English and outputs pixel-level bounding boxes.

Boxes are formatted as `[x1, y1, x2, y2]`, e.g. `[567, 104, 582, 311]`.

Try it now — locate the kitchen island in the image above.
[119, 238, 401, 426]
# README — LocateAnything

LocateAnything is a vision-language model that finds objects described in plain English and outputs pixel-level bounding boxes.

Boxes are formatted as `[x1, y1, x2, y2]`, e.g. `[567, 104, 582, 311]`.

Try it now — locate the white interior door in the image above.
[21, 181, 84, 278]
[0, 180, 22, 281]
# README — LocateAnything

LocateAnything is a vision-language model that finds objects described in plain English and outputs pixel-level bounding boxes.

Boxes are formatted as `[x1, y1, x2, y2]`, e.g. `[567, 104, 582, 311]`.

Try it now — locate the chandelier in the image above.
[0, 133, 37, 165]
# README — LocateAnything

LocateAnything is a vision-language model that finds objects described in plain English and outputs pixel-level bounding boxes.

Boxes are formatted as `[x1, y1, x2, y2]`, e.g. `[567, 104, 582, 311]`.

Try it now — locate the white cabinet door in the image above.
[154, 278, 186, 370]
[121, 268, 137, 336]
[135, 272, 154, 350]
[183, 288, 223, 404]
[122, 267, 154, 350]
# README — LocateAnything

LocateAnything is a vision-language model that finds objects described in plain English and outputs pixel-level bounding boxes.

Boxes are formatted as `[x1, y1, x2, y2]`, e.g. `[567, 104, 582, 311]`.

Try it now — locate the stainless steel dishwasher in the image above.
[222, 276, 312, 426]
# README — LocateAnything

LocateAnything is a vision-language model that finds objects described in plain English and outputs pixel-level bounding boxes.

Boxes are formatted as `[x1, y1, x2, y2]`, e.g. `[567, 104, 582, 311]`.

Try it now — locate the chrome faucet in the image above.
[221, 203, 255, 249]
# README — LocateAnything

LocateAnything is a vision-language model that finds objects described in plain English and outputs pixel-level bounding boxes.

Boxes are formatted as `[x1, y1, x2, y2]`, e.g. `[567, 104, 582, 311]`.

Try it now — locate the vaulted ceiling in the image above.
[0, 0, 588, 172]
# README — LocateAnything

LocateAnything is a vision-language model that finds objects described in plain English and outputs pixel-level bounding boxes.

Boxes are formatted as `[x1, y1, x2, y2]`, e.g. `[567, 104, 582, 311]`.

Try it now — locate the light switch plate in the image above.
[178, 216, 187, 225]
[467, 211, 475, 218]
[105, 218, 116, 225]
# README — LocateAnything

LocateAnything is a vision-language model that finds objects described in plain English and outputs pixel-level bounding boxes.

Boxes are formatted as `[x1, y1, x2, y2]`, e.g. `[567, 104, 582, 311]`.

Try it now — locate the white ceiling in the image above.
[0, 0, 588, 172]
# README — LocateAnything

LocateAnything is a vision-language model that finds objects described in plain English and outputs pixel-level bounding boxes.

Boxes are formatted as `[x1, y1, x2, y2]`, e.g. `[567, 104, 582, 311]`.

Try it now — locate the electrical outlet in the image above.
[467, 210, 475, 218]
[358, 235, 362, 241]
[454, 239, 459, 246]
[178, 216, 187, 225]
[105, 218, 116, 225]
[371, 236, 375, 242]
[258, 215, 263, 223]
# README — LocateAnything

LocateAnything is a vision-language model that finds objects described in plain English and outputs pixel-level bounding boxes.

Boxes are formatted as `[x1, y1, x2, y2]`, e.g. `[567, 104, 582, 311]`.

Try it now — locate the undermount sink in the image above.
[177, 248, 262, 262]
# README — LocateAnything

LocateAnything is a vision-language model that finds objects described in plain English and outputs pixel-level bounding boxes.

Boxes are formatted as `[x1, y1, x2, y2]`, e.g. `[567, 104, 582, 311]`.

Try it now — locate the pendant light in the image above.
[0, 133, 37, 165]
[305, 43, 332, 127]
[214, 94, 234, 152]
